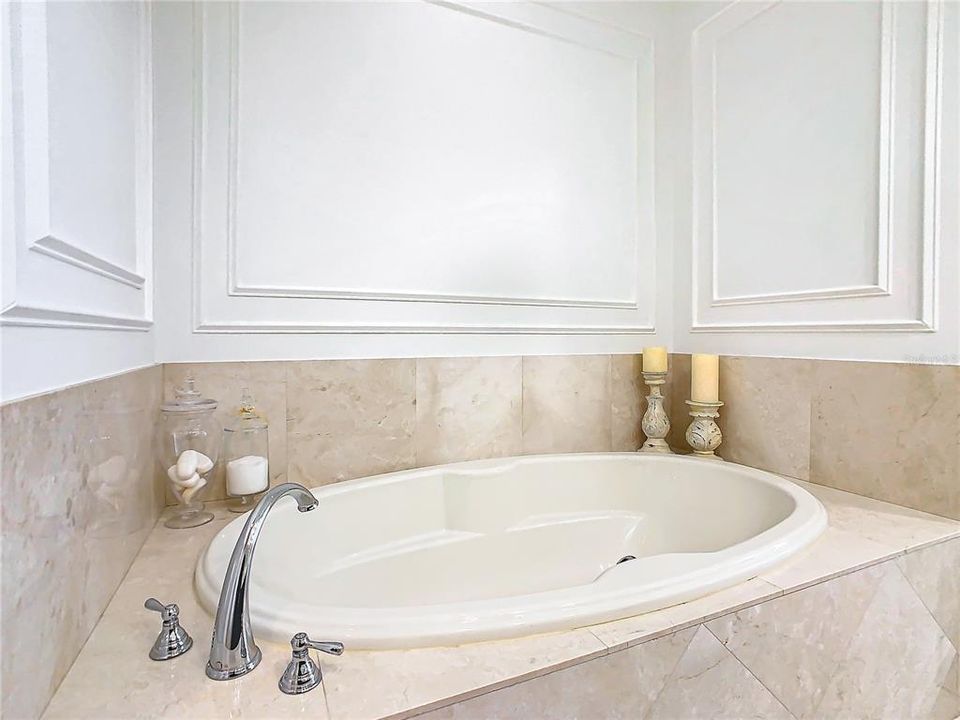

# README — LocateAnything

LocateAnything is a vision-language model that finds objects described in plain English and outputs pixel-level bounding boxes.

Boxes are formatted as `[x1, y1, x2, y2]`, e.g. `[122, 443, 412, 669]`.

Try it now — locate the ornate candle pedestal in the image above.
[639, 371, 673, 454]
[685, 400, 724, 459]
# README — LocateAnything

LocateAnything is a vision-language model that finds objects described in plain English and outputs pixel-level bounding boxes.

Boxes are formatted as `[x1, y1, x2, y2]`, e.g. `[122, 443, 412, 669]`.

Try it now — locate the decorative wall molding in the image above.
[920, 0, 944, 331]
[30, 236, 145, 289]
[1, 1, 153, 330]
[192, 0, 656, 335]
[690, 319, 934, 334]
[709, 284, 890, 308]
[0, 304, 153, 332]
[691, 0, 942, 333]
[227, 283, 640, 310]
[194, 321, 655, 335]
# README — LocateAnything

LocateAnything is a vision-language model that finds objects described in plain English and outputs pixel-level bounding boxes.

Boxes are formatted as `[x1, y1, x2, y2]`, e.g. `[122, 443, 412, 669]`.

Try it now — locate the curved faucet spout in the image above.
[206, 482, 319, 681]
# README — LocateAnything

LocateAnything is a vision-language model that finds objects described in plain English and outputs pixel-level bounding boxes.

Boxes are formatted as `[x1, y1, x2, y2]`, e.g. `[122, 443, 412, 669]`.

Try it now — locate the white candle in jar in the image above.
[226, 455, 269, 496]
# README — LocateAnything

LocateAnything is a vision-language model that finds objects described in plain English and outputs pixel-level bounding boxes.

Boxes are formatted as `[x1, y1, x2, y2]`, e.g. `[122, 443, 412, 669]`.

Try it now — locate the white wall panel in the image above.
[157, 0, 662, 357]
[1, 1, 154, 401]
[674, 0, 958, 363]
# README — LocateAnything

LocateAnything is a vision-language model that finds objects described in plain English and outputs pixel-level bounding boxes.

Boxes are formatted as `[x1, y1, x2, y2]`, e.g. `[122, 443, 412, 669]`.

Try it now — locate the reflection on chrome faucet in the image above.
[205, 483, 318, 681]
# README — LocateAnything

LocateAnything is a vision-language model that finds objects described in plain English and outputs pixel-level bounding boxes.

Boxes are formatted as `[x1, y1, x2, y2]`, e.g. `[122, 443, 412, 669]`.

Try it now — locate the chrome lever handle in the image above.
[144, 597, 179, 622]
[303, 637, 345, 656]
[280, 632, 344, 695]
[144, 597, 193, 660]
[290, 631, 344, 656]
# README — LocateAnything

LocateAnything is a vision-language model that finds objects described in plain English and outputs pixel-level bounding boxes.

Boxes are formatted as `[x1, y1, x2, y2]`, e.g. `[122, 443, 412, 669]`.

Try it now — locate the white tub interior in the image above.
[197, 453, 825, 648]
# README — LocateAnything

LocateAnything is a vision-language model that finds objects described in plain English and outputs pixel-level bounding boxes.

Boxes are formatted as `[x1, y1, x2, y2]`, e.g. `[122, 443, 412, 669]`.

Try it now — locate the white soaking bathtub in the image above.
[195, 453, 826, 649]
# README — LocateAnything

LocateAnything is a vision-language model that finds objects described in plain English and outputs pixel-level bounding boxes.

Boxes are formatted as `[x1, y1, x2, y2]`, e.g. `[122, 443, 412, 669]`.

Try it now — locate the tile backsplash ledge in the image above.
[164, 354, 958, 520]
[162, 355, 644, 498]
[667, 354, 960, 521]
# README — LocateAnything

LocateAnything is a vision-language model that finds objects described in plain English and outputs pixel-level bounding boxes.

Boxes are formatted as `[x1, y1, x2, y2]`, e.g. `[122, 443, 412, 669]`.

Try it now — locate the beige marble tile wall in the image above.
[419, 537, 960, 720]
[163, 355, 646, 500]
[0, 366, 163, 720]
[665, 355, 960, 521]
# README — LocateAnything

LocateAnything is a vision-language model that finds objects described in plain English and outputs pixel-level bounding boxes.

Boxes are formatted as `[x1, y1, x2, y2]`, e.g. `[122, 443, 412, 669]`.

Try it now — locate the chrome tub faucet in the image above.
[206, 482, 319, 681]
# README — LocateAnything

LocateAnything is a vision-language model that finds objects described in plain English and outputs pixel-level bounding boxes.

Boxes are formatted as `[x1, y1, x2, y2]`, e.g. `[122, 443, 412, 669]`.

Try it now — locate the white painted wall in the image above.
[153, 1, 671, 363]
[4, 0, 957, 402]
[671, 0, 959, 364]
[1, 1, 154, 401]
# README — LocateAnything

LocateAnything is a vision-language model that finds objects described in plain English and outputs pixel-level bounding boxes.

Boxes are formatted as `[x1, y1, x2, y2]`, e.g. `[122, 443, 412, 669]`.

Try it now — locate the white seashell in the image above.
[195, 452, 214, 475]
[168, 464, 201, 489]
[176, 450, 199, 480]
[180, 472, 202, 490]
[182, 476, 207, 504]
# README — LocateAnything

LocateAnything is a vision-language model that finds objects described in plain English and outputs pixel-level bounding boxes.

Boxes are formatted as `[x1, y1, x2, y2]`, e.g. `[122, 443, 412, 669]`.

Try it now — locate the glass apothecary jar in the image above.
[157, 378, 220, 529]
[222, 389, 269, 513]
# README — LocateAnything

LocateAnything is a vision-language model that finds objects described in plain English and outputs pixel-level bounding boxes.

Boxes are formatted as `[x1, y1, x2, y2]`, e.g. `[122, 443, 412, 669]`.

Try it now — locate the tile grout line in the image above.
[703, 623, 799, 720]
[639, 625, 700, 717]
[764, 547, 905, 598]
[894, 553, 960, 656]
[389, 638, 613, 720]
[807, 558, 892, 720]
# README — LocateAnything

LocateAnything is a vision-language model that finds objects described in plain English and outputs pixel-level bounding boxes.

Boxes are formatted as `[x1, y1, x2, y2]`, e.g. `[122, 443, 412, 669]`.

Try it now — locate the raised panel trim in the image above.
[707, 1, 892, 307]
[691, 0, 942, 332]
[0, 304, 153, 331]
[14, 1, 149, 288]
[690, 319, 934, 333]
[710, 284, 890, 308]
[224, 0, 641, 311]
[194, 320, 655, 335]
[194, 1, 656, 334]
[920, 0, 943, 330]
[2, 1, 153, 330]
[30, 235, 145, 288]
[228, 283, 639, 310]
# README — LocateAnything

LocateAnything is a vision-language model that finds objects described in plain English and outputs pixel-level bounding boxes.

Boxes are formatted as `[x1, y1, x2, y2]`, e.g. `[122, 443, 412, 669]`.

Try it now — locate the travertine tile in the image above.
[42, 505, 333, 720]
[286, 359, 416, 486]
[810, 360, 960, 520]
[815, 563, 958, 719]
[163, 362, 287, 501]
[610, 354, 644, 451]
[797, 479, 960, 553]
[2, 367, 162, 720]
[760, 525, 897, 593]
[419, 627, 697, 720]
[323, 629, 608, 720]
[707, 563, 886, 719]
[897, 538, 960, 653]
[665, 352, 692, 451]
[521, 355, 612, 454]
[588, 577, 782, 652]
[415, 357, 521, 467]
[647, 625, 793, 719]
[716, 355, 813, 480]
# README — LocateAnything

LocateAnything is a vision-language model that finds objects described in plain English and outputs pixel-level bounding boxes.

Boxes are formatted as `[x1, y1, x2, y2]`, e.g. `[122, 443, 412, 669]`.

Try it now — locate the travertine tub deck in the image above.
[42, 478, 960, 720]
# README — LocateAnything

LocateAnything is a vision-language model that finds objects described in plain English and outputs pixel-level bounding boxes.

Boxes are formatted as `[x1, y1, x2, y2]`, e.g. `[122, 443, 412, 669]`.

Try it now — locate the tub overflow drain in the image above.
[593, 555, 638, 582]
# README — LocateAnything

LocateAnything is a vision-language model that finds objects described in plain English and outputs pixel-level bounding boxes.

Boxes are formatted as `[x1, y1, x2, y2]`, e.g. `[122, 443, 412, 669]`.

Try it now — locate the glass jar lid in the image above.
[226, 388, 267, 431]
[161, 377, 218, 413]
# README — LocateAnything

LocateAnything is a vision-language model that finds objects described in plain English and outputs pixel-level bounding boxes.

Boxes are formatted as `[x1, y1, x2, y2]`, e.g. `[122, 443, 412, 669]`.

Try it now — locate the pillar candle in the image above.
[691, 354, 719, 402]
[642, 346, 668, 373]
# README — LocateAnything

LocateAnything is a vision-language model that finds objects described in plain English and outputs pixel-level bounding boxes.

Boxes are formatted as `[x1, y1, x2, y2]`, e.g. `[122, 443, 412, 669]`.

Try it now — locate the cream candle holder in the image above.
[639, 371, 673, 454]
[685, 400, 724, 459]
